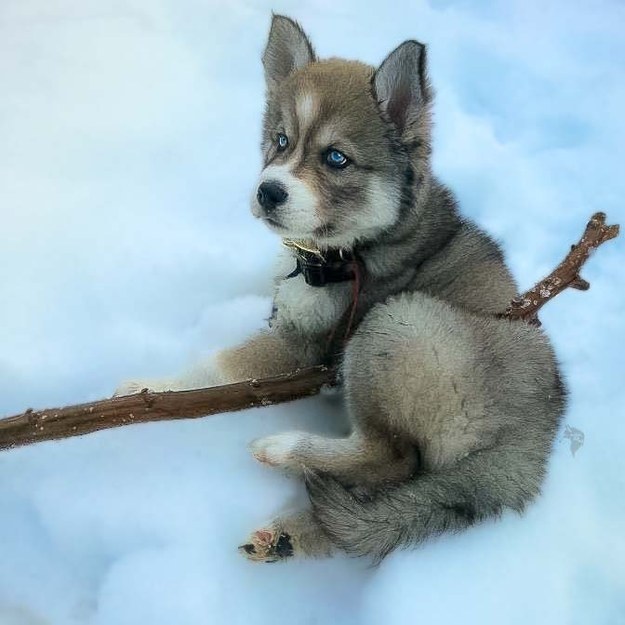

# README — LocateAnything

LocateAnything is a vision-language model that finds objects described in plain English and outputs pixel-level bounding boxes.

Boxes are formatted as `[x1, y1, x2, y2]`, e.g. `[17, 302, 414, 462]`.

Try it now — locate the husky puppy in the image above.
[117, 15, 565, 563]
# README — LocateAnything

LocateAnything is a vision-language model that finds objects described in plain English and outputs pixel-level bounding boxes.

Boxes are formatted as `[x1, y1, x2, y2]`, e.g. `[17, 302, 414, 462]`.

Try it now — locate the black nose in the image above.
[257, 181, 288, 211]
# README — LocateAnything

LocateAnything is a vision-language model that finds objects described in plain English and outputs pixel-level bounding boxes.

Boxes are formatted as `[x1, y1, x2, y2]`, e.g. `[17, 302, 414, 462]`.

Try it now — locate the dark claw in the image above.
[239, 532, 293, 562]
[275, 533, 294, 558]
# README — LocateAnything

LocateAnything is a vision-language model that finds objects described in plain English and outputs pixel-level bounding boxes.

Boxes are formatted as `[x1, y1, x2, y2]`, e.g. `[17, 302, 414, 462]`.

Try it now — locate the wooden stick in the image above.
[0, 212, 618, 451]
[502, 212, 619, 325]
[0, 366, 333, 451]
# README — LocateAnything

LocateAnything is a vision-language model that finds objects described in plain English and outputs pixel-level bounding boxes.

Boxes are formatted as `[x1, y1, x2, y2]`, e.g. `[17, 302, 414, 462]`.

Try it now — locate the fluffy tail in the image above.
[305, 439, 550, 562]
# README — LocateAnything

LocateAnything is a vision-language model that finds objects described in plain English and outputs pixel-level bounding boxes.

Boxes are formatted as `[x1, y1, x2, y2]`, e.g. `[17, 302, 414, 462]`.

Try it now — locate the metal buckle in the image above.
[282, 239, 325, 261]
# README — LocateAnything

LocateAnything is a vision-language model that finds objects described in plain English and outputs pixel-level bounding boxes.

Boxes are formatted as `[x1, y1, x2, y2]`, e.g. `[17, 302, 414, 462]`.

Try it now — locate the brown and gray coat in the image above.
[117, 15, 566, 563]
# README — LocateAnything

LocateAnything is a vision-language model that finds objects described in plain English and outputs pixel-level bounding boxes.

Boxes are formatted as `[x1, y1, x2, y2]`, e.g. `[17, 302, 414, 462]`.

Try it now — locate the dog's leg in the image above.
[239, 509, 334, 563]
[298, 292, 563, 560]
[115, 329, 324, 395]
[249, 431, 417, 485]
[113, 352, 226, 396]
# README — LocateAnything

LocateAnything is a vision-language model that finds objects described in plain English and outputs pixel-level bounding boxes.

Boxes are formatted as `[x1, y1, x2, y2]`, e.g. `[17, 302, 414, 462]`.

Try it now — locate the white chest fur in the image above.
[273, 274, 350, 334]
[272, 250, 350, 334]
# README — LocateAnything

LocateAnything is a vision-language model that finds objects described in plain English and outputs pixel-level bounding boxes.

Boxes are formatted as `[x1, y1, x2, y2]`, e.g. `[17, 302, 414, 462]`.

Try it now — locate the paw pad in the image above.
[239, 528, 294, 563]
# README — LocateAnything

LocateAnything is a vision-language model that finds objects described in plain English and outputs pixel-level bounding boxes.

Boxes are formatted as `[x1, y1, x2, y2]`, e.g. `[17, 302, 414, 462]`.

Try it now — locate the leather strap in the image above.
[287, 248, 361, 287]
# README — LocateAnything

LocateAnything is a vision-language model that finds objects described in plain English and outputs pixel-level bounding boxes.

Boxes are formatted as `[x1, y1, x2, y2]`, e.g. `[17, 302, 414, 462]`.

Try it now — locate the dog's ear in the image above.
[263, 15, 315, 90]
[373, 41, 432, 138]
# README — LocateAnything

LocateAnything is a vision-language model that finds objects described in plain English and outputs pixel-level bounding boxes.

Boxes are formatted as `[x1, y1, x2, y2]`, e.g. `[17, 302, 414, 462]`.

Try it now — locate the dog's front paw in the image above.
[238, 527, 294, 563]
[249, 433, 304, 471]
[114, 380, 148, 397]
[114, 379, 171, 397]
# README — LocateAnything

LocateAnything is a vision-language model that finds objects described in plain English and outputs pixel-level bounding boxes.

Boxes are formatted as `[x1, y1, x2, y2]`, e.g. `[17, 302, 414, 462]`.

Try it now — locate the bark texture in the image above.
[502, 212, 619, 325]
[0, 366, 333, 451]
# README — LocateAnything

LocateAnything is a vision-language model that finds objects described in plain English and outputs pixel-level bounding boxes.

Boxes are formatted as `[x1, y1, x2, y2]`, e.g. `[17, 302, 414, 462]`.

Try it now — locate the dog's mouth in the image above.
[257, 210, 342, 247]
[262, 216, 346, 249]
[262, 215, 287, 231]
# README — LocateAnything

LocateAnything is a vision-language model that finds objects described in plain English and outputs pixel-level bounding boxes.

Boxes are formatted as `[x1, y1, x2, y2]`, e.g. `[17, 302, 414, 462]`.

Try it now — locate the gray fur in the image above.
[263, 15, 316, 91]
[374, 40, 432, 140]
[116, 15, 566, 563]
[307, 293, 564, 561]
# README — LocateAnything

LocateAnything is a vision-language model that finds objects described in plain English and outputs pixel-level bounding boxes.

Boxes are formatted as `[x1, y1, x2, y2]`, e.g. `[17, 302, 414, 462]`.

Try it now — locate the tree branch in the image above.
[502, 212, 619, 325]
[0, 212, 618, 451]
[0, 366, 334, 451]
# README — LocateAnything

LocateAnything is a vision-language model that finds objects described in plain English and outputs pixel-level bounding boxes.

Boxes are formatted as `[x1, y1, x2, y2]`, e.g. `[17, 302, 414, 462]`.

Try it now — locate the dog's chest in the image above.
[272, 274, 350, 334]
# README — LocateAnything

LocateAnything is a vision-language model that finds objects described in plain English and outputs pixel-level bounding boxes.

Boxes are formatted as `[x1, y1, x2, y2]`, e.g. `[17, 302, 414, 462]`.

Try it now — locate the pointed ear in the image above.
[373, 40, 432, 137]
[263, 15, 316, 90]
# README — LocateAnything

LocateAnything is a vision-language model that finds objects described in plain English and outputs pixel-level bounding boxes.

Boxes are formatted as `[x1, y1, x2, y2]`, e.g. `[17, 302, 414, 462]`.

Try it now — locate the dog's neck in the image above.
[281, 173, 461, 288]
[282, 239, 361, 287]
[357, 176, 462, 281]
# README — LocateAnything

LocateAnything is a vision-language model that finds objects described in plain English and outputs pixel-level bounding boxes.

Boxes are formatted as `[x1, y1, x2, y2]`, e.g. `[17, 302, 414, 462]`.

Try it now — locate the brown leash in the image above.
[325, 257, 363, 355]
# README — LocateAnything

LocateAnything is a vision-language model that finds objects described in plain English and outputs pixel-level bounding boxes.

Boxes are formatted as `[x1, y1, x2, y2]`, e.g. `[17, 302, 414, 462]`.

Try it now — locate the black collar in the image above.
[286, 245, 361, 287]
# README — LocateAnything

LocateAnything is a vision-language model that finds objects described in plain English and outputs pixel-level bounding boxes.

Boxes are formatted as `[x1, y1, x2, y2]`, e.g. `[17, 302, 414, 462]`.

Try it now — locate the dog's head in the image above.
[251, 15, 433, 250]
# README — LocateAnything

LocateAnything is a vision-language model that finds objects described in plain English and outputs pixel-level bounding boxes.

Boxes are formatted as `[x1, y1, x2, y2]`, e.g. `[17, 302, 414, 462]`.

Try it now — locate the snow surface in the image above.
[1, 1, 624, 623]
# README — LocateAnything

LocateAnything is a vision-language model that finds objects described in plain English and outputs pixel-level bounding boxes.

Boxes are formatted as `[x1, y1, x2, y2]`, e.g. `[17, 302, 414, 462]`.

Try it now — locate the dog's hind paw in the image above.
[249, 432, 305, 470]
[238, 527, 294, 563]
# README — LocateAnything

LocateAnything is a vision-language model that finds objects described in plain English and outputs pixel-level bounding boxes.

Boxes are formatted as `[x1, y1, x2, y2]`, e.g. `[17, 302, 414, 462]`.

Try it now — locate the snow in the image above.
[1, 0, 624, 623]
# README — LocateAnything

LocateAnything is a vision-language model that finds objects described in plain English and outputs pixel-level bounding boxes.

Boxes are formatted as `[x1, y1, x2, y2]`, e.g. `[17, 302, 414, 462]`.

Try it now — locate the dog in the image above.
[117, 15, 566, 563]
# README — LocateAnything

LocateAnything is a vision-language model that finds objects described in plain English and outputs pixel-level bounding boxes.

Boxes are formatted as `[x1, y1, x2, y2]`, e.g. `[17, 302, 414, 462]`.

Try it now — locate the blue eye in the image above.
[326, 149, 349, 169]
[276, 133, 288, 151]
